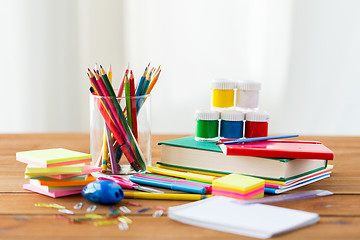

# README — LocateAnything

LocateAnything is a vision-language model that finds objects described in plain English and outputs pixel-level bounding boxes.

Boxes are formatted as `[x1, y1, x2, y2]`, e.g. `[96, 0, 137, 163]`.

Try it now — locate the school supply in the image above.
[133, 173, 212, 193]
[157, 162, 333, 195]
[17, 148, 100, 198]
[158, 136, 329, 180]
[124, 192, 211, 201]
[98, 175, 164, 193]
[218, 139, 334, 160]
[25, 163, 85, 177]
[212, 174, 265, 199]
[147, 166, 217, 183]
[168, 196, 320, 239]
[23, 184, 83, 198]
[16, 148, 92, 167]
[82, 180, 124, 205]
[219, 134, 299, 144]
[88, 63, 161, 174]
[129, 176, 207, 194]
[264, 165, 332, 187]
[236, 189, 333, 205]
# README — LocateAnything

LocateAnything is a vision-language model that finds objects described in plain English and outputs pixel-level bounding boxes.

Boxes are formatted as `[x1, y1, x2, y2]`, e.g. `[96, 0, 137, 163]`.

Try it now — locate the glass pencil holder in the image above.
[89, 93, 151, 175]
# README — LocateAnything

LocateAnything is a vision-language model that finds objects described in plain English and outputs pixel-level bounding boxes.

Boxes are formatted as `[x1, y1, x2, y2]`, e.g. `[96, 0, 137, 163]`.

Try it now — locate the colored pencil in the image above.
[99, 65, 146, 171]
[124, 192, 211, 201]
[124, 73, 133, 130]
[89, 71, 139, 171]
[90, 88, 139, 171]
[105, 125, 117, 174]
[117, 63, 129, 97]
[107, 64, 112, 83]
[129, 70, 138, 139]
[101, 128, 108, 173]
[146, 69, 161, 95]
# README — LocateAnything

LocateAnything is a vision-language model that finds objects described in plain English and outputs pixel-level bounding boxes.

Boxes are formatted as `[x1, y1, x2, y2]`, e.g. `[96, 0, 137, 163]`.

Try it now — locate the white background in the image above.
[1, 0, 359, 136]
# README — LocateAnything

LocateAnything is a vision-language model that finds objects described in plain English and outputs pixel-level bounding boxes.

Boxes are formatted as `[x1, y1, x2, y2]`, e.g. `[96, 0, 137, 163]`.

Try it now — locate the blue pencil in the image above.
[220, 135, 299, 145]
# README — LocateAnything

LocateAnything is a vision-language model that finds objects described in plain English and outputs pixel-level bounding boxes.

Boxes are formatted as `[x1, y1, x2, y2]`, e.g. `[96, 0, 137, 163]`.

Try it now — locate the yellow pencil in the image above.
[147, 166, 217, 183]
[107, 64, 112, 83]
[124, 192, 212, 201]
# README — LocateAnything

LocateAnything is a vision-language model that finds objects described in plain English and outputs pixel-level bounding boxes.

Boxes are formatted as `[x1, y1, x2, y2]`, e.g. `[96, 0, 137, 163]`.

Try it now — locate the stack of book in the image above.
[16, 148, 101, 198]
[157, 136, 334, 194]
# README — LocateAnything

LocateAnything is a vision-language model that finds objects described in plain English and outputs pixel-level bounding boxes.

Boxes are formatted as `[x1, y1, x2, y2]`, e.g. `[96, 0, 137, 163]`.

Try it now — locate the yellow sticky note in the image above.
[212, 174, 264, 193]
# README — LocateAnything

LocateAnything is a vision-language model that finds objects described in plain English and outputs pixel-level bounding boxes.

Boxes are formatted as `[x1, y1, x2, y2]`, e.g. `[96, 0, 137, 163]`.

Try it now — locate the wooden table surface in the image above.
[1, 134, 360, 240]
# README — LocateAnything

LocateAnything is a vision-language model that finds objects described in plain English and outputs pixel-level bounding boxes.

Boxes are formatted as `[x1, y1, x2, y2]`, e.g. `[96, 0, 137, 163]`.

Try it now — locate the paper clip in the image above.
[118, 216, 133, 224]
[153, 205, 166, 211]
[58, 209, 74, 215]
[119, 206, 131, 214]
[56, 214, 70, 220]
[94, 220, 118, 226]
[118, 222, 129, 231]
[85, 214, 104, 219]
[87, 205, 97, 212]
[106, 211, 123, 218]
[35, 203, 65, 209]
[152, 210, 164, 218]
[73, 202, 83, 209]
[126, 201, 142, 207]
[136, 207, 152, 213]
[109, 206, 117, 212]
[71, 217, 93, 222]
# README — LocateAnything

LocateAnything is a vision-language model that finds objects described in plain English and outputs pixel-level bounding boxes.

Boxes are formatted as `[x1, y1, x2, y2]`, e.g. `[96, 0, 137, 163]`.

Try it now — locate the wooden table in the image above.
[1, 134, 360, 239]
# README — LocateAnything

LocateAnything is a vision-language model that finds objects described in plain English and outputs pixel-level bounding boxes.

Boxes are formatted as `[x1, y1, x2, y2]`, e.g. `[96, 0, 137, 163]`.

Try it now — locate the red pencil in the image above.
[129, 70, 138, 139]
[117, 63, 129, 98]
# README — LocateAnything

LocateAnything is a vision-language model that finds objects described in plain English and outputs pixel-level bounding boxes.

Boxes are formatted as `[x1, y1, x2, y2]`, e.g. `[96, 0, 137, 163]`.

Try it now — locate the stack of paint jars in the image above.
[195, 78, 270, 142]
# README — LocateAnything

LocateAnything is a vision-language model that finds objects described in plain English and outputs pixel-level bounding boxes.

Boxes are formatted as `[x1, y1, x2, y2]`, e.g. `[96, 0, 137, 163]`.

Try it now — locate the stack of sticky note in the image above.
[212, 174, 265, 200]
[16, 148, 101, 198]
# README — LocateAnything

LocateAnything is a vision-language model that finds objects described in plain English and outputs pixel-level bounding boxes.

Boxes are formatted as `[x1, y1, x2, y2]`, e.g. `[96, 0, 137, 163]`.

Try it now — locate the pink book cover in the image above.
[23, 184, 82, 198]
[219, 140, 334, 160]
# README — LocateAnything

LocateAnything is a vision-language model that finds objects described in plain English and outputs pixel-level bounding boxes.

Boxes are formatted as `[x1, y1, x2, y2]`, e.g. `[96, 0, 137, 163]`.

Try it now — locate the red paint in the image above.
[245, 121, 268, 138]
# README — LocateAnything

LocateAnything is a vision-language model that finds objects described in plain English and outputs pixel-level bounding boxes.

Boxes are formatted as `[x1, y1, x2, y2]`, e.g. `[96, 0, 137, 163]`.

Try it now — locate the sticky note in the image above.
[16, 148, 92, 167]
[212, 174, 265, 193]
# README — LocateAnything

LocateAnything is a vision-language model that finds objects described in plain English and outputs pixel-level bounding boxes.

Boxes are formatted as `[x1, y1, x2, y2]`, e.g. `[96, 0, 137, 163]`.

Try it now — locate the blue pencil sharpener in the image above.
[82, 180, 124, 205]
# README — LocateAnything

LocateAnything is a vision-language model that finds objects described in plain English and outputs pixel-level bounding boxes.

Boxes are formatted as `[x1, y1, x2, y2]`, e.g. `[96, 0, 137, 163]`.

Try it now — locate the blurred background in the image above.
[1, 0, 359, 136]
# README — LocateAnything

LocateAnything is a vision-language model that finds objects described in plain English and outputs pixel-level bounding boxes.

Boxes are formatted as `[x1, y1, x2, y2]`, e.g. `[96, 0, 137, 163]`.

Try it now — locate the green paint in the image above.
[196, 120, 219, 139]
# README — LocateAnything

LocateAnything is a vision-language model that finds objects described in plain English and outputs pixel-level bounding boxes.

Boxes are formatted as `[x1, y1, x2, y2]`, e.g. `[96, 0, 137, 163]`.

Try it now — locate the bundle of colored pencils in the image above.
[87, 63, 161, 174]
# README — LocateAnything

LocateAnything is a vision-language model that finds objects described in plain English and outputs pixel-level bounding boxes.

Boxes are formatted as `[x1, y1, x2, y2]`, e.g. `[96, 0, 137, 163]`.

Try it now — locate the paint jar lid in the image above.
[245, 111, 270, 122]
[236, 80, 261, 91]
[195, 109, 219, 121]
[220, 111, 245, 121]
[212, 78, 236, 90]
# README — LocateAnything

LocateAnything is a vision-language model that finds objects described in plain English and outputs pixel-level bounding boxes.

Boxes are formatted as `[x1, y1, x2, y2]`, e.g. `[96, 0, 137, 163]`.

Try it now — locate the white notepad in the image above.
[168, 196, 319, 239]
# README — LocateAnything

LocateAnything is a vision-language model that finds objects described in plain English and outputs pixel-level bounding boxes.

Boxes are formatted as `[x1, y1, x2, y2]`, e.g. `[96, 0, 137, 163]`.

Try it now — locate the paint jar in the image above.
[211, 78, 236, 110]
[236, 80, 261, 110]
[195, 110, 219, 142]
[244, 111, 269, 138]
[89, 93, 151, 175]
[220, 111, 245, 139]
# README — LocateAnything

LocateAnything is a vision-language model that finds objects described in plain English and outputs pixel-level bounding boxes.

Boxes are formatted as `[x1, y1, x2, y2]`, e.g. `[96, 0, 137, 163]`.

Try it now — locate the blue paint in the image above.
[220, 120, 244, 139]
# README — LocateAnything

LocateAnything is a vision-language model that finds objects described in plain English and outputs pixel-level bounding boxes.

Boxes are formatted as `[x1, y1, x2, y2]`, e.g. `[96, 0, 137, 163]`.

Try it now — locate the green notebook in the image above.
[158, 136, 328, 181]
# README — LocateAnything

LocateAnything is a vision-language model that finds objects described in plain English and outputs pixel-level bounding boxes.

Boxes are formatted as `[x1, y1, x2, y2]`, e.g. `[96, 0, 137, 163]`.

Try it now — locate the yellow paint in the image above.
[212, 89, 235, 108]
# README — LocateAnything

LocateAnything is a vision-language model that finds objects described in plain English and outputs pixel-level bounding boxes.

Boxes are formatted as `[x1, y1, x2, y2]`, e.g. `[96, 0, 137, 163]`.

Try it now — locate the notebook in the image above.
[168, 196, 319, 239]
